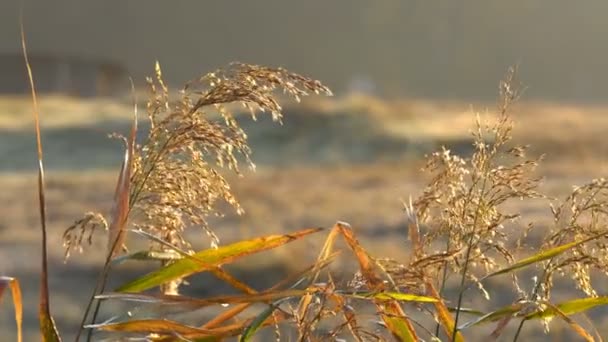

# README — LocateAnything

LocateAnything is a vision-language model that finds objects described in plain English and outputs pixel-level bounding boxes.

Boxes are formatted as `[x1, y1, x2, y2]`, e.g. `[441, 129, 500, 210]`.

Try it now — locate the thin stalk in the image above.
[451, 176, 489, 341]
[512, 187, 602, 342]
[21, 16, 62, 341]
[74, 223, 124, 342]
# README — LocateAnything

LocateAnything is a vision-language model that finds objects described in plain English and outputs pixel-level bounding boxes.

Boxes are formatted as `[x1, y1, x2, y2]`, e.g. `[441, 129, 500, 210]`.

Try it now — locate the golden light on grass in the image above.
[6, 28, 608, 342]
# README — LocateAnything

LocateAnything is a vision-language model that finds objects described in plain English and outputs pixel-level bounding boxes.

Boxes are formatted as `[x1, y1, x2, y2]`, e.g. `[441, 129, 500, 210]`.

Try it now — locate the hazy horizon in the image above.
[1, 1, 607, 102]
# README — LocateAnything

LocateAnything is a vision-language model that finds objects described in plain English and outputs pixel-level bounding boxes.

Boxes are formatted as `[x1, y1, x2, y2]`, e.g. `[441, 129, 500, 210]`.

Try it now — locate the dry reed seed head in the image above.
[127, 62, 331, 254]
[62, 212, 108, 262]
[410, 69, 545, 299]
[188, 62, 332, 123]
[538, 178, 608, 299]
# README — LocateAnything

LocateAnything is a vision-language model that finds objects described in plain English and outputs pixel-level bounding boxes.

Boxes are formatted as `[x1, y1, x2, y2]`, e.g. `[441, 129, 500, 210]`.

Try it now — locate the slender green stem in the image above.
[512, 319, 527, 341]
[451, 176, 489, 341]
[75, 222, 124, 342]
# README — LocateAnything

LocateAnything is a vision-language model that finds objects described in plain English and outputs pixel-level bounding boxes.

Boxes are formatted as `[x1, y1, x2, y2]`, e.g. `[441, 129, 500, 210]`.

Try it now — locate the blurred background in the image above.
[1, 1, 608, 340]
[2, 0, 608, 102]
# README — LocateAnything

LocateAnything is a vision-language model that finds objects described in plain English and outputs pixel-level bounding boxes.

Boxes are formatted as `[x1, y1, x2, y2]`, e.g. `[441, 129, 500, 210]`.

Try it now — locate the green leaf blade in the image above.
[116, 228, 323, 293]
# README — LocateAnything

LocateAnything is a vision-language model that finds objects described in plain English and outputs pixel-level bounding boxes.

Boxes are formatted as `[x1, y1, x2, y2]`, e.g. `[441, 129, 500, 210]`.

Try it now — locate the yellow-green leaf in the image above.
[346, 291, 438, 303]
[426, 280, 465, 342]
[111, 250, 183, 265]
[483, 232, 607, 280]
[459, 303, 525, 330]
[239, 303, 280, 342]
[382, 314, 418, 342]
[530, 301, 594, 342]
[526, 297, 608, 320]
[116, 227, 323, 292]
[89, 319, 216, 335]
[98, 289, 312, 308]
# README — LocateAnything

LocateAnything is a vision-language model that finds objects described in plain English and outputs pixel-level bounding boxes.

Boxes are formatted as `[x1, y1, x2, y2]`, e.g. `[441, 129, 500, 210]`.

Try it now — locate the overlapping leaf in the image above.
[483, 232, 608, 280]
[334, 222, 419, 341]
[117, 227, 323, 292]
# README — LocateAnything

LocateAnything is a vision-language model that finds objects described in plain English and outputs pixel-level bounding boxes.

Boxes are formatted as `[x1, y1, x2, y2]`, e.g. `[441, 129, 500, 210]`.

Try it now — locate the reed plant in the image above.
[3, 29, 608, 342]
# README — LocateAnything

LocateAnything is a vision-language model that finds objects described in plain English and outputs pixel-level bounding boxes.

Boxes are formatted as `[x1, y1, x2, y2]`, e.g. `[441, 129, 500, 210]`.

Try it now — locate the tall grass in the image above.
[3, 31, 608, 342]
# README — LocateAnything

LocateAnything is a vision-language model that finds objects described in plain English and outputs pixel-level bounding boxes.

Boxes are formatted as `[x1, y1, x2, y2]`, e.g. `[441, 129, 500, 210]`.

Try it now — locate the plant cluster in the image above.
[3, 40, 608, 342]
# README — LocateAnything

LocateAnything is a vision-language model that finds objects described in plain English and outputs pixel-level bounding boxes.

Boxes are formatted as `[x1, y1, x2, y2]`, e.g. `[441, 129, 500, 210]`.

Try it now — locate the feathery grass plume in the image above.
[129, 62, 330, 295]
[516, 178, 608, 333]
[62, 213, 108, 261]
[129, 62, 331, 254]
[63, 61, 331, 294]
[541, 178, 608, 298]
[412, 68, 542, 288]
[391, 67, 546, 339]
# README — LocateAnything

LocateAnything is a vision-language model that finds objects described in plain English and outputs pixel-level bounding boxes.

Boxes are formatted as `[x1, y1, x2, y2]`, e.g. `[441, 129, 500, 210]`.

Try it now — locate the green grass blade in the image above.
[116, 228, 323, 293]
[382, 315, 418, 342]
[87, 319, 214, 335]
[483, 232, 607, 280]
[345, 291, 438, 303]
[458, 303, 524, 330]
[446, 307, 486, 316]
[111, 250, 183, 266]
[526, 297, 608, 320]
[98, 289, 311, 308]
[239, 302, 282, 342]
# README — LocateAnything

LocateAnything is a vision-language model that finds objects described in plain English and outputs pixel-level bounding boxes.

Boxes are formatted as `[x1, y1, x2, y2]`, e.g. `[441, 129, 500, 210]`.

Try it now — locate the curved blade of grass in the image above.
[296, 225, 341, 329]
[459, 303, 525, 330]
[20, 16, 61, 342]
[155, 336, 221, 342]
[93, 313, 288, 341]
[128, 229, 262, 296]
[426, 280, 465, 342]
[111, 250, 184, 265]
[87, 319, 218, 335]
[579, 312, 604, 342]
[117, 227, 323, 292]
[328, 292, 365, 342]
[446, 307, 486, 316]
[107, 143, 133, 259]
[151, 313, 288, 342]
[535, 301, 594, 342]
[79, 79, 140, 342]
[345, 291, 437, 303]
[459, 297, 603, 339]
[203, 255, 336, 330]
[108, 88, 137, 258]
[483, 232, 607, 281]
[489, 315, 513, 340]
[335, 222, 418, 341]
[108, 75, 138, 259]
[98, 289, 312, 308]
[525, 297, 608, 320]
[239, 301, 283, 342]
[0, 277, 23, 342]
